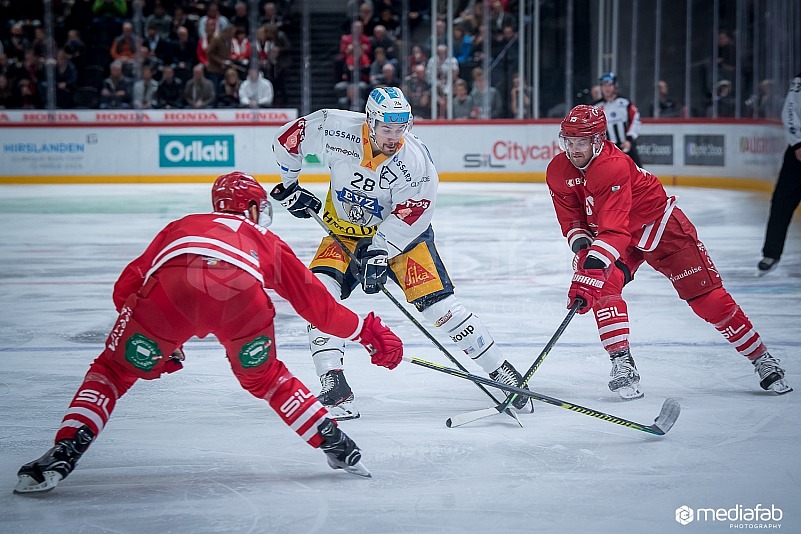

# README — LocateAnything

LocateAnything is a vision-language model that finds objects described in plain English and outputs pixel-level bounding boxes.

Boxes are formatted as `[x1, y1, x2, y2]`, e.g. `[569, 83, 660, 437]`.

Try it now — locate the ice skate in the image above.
[317, 418, 370, 477]
[317, 369, 359, 420]
[756, 257, 779, 277]
[609, 350, 644, 400]
[752, 352, 792, 394]
[15, 425, 95, 494]
[489, 360, 534, 412]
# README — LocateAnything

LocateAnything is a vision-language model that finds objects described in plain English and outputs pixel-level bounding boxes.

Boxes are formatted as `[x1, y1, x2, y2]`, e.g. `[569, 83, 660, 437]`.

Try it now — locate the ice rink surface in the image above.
[0, 182, 799, 534]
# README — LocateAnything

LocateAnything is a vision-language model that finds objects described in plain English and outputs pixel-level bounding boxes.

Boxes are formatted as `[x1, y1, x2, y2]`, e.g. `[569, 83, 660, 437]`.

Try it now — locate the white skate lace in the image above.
[492, 364, 519, 387]
[319, 372, 335, 394]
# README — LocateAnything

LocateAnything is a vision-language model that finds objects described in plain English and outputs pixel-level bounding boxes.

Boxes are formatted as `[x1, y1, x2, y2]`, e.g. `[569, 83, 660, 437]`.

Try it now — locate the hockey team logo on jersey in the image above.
[405, 258, 435, 288]
[392, 199, 431, 226]
[335, 187, 384, 218]
[124, 333, 163, 372]
[278, 118, 306, 155]
[238, 336, 272, 368]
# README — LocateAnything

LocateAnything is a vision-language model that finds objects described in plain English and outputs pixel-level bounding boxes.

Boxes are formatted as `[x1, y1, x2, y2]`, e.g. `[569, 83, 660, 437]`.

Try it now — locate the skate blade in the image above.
[769, 379, 793, 395]
[513, 399, 535, 414]
[616, 384, 644, 400]
[325, 401, 360, 421]
[14, 472, 62, 494]
[326, 457, 371, 477]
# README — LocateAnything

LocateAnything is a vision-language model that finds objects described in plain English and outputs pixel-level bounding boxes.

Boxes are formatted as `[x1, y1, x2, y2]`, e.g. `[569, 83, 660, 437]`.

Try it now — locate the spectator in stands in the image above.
[710, 79, 736, 117]
[0, 74, 13, 109]
[133, 64, 159, 109]
[169, 6, 196, 41]
[256, 23, 290, 106]
[649, 79, 681, 118]
[426, 44, 459, 99]
[199, 2, 229, 40]
[5, 23, 29, 63]
[239, 66, 274, 108]
[109, 22, 137, 73]
[403, 63, 431, 119]
[145, 1, 173, 40]
[63, 29, 86, 78]
[452, 24, 474, 65]
[15, 76, 40, 109]
[91, 0, 127, 45]
[217, 67, 241, 108]
[370, 25, 397, 66]
[99, 60, 132, 109]
[52, 49, 78, 109]
[369, 47, 391, 87]
[171, 26, 197, 80]
[197, 18, 218, 67]
[31, 27, 48, 58]
[260, 2, 284, 30]
[207, 24, 234, 89]
[342, 1, 375, 37]
[452, 78, 476, 119]
[229, 2, 251, 36]
[184, 63, 215, 108]
[746, 79, 784, 119]
[436, 63, 466, 119]
[470, 66, 502, 118]
[509, 73, 532, 118]
[375, 63, 400, 90]
[229, 26, 251, 77]
[375, 6, 400, 38]
[489, 0, 516, 42]
[407, 44, 427, 77]
[144, 23, 172, 68]
[339, 20, 372, 66]
[156, 64, 184, 108]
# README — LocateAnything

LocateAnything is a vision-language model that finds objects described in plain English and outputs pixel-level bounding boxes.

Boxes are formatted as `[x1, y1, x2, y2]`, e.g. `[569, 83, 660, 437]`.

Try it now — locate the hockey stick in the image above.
[306, 209, 519, 424]
[404, 356, 681, 436]
[446, 301, 581, 428]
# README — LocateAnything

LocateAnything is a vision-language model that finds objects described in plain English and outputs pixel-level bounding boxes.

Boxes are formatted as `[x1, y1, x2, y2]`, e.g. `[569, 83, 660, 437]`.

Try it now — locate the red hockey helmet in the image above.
[212, 171, 272, 225]
[560, 105, 607, 139]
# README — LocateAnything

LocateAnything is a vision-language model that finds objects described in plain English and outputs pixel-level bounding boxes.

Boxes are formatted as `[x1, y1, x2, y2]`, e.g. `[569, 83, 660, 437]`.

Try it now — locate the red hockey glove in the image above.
[572, 247, 589, 271]
[353, 312, 403, 369]
[568, 268, 607, 314]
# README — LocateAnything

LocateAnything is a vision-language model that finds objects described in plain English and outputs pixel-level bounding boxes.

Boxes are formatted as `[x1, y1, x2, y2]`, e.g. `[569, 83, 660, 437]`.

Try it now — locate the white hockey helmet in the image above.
[365, 86, 413, 138]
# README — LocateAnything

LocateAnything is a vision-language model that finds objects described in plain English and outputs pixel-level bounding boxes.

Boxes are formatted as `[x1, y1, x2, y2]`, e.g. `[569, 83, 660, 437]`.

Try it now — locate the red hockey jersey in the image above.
[113, 212, 360, 339]
[546, 141, 677, 266]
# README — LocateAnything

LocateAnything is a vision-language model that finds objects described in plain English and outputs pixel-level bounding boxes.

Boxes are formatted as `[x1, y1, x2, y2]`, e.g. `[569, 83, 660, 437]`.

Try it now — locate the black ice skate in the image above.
[15, 425, 95, 493]
[752, 352, 792, 394]
[609, 349, 644, 400]
[317, 369, 359, 420]
[317, 418, 370, 477]
[490, 360, 534, 412]
[757, 257, 779, 277]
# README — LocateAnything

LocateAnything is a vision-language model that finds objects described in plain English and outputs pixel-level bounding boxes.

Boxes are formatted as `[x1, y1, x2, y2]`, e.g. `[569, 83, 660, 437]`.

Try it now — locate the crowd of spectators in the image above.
[0, 1, 783, 119]
[0, 1, 293, 110]
[334, 0, 526, 119]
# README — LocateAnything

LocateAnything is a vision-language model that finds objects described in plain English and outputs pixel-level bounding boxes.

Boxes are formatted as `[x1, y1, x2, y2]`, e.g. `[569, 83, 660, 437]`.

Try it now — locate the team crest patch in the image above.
[405, 258, 434, 288]
[392, 199, 431, 226]
[239, 336, 273, 368]
[125, 333, 163, 372]
[278, 118, 306, 154]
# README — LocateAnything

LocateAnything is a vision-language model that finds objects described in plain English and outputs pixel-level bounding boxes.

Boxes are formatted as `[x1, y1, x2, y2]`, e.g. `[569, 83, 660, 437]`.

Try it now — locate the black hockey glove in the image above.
[270, 182, 321, 219]
[355, 239, 388, 294]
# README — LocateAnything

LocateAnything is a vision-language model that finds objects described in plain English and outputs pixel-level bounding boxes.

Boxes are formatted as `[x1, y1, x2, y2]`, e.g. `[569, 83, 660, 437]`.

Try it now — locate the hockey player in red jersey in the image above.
[547, 104, 792, 399]
[14, 172, 403, 493]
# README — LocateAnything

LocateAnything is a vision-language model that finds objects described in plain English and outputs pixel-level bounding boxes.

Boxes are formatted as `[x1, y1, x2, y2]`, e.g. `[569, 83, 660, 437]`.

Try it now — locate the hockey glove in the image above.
[353, 312, 403, 369]
[568, 255, 609, 314]
[163, 346, 185, 374]
[270, 182, 321, 219]
[355, 239, 388, 294]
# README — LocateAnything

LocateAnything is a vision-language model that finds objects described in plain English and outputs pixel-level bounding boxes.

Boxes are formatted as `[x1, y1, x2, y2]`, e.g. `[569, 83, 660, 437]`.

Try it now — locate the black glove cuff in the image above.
[270, 181, 298, 201]
[583, 255, 606, 270]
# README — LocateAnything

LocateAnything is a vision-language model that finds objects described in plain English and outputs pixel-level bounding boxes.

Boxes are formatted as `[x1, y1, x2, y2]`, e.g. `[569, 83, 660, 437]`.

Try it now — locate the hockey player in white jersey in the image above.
[271, 86, 532, 419]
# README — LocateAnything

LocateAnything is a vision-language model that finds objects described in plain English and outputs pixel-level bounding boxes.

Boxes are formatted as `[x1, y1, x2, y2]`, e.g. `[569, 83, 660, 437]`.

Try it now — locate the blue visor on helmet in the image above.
[600, 72, 616, 84]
